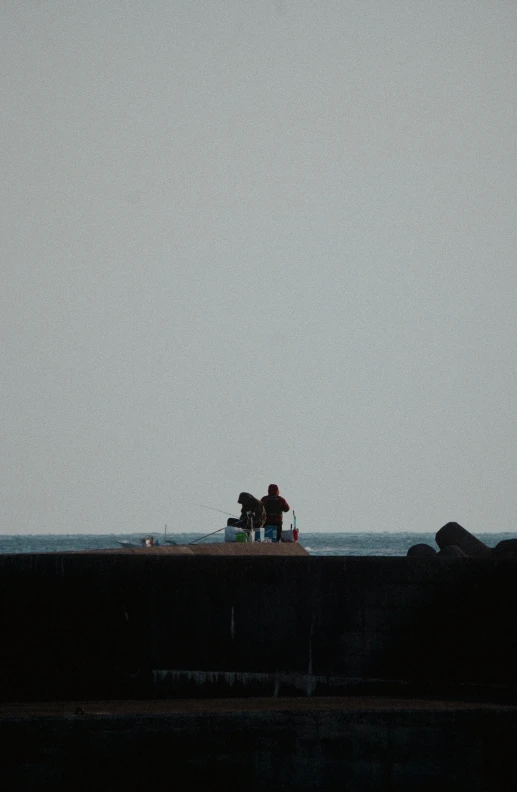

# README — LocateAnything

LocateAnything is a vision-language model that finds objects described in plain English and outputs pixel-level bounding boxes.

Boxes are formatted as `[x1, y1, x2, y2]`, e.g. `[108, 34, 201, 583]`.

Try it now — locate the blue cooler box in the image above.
[263, 525, 277, 542]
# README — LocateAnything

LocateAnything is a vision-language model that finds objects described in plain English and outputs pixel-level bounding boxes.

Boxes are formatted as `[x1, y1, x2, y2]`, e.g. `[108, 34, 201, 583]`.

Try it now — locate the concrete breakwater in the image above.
[1, 546, 516, 702]
[1, 546, 517, 790]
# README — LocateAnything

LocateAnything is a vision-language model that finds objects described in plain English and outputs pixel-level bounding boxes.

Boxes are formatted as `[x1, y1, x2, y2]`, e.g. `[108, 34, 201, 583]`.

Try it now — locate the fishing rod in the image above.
[197, 504, 238, 518]
[188, 526, 226, 544]
[188, 504, 240, 545]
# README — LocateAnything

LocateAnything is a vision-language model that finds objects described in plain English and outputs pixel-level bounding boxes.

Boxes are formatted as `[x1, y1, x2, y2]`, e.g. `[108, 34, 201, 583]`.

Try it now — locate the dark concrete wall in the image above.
[1, 553, 516, 701]
[2, 700, 517, 791]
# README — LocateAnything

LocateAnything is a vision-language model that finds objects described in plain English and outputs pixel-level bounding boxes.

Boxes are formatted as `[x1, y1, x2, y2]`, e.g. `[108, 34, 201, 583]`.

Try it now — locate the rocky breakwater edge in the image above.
[407, 521, 517, 560]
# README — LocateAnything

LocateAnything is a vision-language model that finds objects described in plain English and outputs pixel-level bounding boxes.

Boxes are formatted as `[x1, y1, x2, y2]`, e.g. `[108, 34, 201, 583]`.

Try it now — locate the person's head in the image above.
[238, 492, 253, 505]
[268, 484, 280, 496]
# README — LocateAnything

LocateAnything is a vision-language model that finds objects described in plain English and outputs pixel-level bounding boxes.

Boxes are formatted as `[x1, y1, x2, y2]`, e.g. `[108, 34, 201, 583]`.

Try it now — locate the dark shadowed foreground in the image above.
[2, 698, 517, 791]
[1, 545, 516, 789]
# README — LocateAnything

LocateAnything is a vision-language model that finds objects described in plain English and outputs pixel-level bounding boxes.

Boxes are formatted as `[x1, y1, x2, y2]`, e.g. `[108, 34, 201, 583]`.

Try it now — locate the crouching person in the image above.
[231, 492, 267, 538]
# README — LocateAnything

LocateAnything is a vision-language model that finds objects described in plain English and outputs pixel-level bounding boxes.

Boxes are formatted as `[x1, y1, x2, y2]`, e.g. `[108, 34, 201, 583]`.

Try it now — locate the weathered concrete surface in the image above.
[75, 543, 309, 556]
[2, 697, 517, 791]
[1, 553, 517, 701]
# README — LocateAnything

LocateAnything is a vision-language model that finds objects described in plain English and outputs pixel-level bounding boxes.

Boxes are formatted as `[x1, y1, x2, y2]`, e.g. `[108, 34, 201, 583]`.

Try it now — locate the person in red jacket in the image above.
[261, 484, 290, 542]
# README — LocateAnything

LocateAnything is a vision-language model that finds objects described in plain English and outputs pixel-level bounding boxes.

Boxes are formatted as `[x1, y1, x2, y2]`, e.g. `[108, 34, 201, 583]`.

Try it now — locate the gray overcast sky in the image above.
[2, 1, 517, 535]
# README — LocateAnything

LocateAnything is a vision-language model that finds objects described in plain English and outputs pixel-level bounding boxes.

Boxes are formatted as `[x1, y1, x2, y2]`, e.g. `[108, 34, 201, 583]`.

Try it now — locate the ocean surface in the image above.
[0, 532, 513, 556]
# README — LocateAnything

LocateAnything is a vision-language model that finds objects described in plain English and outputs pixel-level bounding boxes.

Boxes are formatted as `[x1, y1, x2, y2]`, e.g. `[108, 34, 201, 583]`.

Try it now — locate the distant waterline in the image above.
[0, 532, 513, 556]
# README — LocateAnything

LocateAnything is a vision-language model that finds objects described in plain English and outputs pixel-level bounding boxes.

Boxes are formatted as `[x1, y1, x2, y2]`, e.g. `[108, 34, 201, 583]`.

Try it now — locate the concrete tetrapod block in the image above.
[407, 544, 437, 558]
[435, 522, 492, 558]
[493, 538, 517, 558]
[437, 544, 468, 558]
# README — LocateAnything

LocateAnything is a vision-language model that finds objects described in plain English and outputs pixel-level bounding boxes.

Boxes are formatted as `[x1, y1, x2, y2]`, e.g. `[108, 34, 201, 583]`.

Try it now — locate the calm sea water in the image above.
[0, 532, 513, 556]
